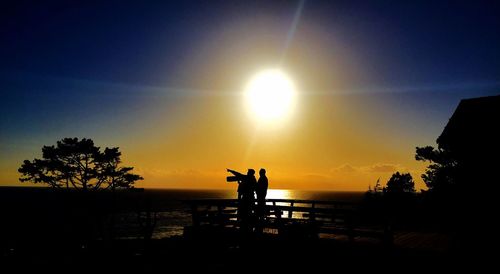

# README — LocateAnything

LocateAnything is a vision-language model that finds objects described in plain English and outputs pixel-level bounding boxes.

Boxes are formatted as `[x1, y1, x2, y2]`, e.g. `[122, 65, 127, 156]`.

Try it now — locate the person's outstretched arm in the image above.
[227, 169, 244, 177]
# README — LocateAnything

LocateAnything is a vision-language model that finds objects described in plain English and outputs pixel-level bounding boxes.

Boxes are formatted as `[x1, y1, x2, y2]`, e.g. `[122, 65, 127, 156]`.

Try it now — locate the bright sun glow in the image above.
[244, 69, 296, 123]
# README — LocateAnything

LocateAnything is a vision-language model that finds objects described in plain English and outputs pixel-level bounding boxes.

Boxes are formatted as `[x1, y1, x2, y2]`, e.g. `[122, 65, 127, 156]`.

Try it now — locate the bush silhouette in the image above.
[386, 172, 415, 193]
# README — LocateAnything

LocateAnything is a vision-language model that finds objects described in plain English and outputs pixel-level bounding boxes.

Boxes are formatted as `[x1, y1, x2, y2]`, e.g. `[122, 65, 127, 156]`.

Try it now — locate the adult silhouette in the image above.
[227, 168, 257, 232]
[256, 169, 268, 203]
[227, 168, 256, 201]
[256, 168, 269, 223]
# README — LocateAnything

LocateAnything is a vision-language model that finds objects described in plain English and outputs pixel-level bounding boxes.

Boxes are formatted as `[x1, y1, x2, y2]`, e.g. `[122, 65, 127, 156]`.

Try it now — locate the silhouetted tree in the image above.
[18, 137, 143, 190]
[386, 172, 415, 193]
[415, 146, 457, 193]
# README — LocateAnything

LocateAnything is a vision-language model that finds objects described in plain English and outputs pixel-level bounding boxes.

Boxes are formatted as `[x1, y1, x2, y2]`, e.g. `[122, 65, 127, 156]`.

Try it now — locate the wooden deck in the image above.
[184, 198, 393, 245]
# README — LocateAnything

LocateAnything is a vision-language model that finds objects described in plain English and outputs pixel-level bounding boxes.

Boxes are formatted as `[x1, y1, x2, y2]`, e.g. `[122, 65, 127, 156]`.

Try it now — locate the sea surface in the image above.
[146, 189, 365, 239]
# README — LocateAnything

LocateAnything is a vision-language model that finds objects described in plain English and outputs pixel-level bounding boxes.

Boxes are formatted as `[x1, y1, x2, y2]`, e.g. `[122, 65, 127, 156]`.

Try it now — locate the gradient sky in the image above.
[1, 0, 499, 190]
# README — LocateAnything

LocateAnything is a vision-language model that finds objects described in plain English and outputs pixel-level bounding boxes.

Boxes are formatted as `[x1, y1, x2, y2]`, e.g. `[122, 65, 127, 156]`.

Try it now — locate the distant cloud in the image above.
[331, 163, 402, 174]
[330, 164, 357, 173]
[365, 164, 399, 173]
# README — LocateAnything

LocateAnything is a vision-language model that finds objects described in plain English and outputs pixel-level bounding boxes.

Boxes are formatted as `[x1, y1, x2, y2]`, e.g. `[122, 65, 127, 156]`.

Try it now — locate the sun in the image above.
[244, 69, 296, 123]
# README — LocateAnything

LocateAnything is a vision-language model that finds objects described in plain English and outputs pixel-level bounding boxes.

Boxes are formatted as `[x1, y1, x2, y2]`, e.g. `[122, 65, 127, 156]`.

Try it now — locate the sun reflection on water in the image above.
[266, 189, 293, 200]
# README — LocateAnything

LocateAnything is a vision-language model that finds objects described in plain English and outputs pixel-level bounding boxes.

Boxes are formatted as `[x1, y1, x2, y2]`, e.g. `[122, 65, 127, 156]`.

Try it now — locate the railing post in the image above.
[288, 201, 294, 218]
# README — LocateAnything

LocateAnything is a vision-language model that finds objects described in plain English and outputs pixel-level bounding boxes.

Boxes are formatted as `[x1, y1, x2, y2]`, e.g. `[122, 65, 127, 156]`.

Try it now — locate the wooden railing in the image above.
[184, 199, 393, 245]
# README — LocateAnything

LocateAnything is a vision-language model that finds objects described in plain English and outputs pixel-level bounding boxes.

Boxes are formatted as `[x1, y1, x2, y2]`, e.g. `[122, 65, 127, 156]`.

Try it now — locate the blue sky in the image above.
[1, 1, 499, 189]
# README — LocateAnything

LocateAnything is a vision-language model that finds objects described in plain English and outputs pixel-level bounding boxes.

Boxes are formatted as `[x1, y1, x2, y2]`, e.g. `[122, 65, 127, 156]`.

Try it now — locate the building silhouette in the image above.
[437, 95, 500, 257]
[438, 95, 500, 191]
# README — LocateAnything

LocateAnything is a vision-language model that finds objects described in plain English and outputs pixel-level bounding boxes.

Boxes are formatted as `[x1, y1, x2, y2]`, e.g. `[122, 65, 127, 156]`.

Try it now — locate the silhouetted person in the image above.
[256, 168, 268, 200]
[256, 168, 268, 218]
[227, 168, 257, 232]
[254, 169, 269, 235]
[227, 168, 256, 201]
[246, 169, 257, 202]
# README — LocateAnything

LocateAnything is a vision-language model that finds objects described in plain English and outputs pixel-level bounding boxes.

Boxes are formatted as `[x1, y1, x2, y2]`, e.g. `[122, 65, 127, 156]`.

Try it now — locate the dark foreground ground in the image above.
[0, 187, 495, 272]
[1, 232, 493, 273]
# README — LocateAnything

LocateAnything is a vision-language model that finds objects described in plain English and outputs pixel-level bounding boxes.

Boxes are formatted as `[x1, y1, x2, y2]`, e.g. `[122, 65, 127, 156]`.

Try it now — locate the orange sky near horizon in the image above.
[0, 86, 438, 191]
[118, 92, 433, 191]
